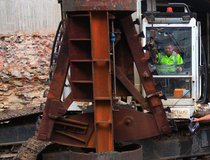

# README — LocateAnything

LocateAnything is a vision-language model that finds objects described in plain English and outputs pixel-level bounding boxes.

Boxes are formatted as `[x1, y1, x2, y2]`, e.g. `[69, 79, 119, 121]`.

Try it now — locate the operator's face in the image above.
[164, 45, 173, 56]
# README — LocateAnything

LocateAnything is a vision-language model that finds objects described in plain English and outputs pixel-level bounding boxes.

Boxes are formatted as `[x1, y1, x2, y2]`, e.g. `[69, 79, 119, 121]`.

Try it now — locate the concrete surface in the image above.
[0, 0, 61, 34]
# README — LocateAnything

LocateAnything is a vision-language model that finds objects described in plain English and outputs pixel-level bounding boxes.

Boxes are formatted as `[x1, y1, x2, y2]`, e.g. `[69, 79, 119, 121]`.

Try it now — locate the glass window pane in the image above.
[155, 78, 191, 98]
[146, 27, 192, 75]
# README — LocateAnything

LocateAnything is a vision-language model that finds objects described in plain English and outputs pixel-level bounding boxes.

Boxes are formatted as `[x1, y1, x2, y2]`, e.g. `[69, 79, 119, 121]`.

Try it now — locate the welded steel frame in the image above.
[37, 0, 171, 156]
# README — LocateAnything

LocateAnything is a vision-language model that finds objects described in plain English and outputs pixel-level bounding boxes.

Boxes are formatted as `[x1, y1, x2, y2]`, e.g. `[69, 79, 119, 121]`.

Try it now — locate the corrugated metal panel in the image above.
[0, 0, 61, 34]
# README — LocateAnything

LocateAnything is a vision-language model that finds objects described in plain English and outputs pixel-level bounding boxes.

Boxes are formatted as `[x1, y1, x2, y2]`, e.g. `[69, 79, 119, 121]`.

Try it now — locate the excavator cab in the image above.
[141, 3, 208, 119]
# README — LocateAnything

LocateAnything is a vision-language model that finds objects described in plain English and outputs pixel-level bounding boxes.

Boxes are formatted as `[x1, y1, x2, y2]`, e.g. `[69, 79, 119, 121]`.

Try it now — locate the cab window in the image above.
[146, 27, 192, 98]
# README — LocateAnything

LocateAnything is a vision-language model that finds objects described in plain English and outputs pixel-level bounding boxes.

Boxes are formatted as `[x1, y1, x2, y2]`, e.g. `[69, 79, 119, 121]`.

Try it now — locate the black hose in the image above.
[49, 20, 63, 81]
[197, 42, 208, 103]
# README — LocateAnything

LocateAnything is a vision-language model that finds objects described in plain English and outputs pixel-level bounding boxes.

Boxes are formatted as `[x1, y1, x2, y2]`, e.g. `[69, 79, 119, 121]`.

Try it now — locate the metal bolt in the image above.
[124, 117, 133, 126]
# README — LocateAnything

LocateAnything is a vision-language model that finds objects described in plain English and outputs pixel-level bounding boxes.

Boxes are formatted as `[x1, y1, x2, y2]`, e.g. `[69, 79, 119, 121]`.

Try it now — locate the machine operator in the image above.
[156, 44, 184, 75]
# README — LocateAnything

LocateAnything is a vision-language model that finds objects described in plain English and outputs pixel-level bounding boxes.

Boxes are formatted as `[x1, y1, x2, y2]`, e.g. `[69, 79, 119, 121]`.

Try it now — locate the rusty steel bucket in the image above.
[42, 144, 142, 160]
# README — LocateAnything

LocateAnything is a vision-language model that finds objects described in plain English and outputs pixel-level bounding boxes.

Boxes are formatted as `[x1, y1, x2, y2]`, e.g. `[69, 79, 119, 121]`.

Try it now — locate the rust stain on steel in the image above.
[37, 24, 71, 140]
[115, 36, 135, 96]
[38, 0, 171, 153]
[50, 113, 95, 148]
[114, 107, 160, 141]
[62, 92, 73, 109]
[91, 11, 114, 152]
[120, 16, 171, 134]
[45, 107, 160, 148]
[115, 66, 148, 108]
[62, 0, 136, 11]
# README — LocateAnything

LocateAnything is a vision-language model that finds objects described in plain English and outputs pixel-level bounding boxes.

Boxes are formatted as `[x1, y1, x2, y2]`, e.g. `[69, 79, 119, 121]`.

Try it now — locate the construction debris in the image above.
[0, 33, 54, 111]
